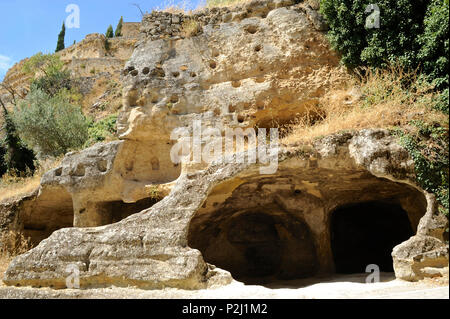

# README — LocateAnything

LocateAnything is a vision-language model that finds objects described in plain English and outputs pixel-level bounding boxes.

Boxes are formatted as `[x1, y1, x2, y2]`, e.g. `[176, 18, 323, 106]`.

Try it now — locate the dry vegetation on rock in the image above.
[0, 157, 63, 204]
[0, 231, 32, 287]
[282, 66, 449, 145]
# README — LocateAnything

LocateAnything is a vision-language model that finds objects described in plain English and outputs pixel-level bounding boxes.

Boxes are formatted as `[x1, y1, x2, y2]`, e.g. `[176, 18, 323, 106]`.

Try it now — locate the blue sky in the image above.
[0, 0, 202, 81]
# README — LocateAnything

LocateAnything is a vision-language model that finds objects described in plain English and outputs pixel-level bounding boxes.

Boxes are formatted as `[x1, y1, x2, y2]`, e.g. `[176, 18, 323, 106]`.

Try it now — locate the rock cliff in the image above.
[1, 0, 448, 290]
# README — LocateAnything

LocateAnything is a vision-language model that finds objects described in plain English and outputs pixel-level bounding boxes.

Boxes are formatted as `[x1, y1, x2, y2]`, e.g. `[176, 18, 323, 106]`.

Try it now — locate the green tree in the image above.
[23, 53, 72, 97]
[23, 53, 64, 76]
[106, 25, 114, 38]
[12, 89, 89, 157]
[31, 68, 72, 97]
[418, 0, 449, 90]
[56, 22, 66, 52]
[105, 25, 114, 51]
[0, 101, 36, 175]
[320, 0, 430, 69]
[115, 16, 124, 37]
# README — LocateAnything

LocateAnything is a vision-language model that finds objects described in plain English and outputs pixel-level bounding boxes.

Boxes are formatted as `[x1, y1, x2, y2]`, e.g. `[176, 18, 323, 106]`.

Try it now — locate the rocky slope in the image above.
[0, 22, 140, 122]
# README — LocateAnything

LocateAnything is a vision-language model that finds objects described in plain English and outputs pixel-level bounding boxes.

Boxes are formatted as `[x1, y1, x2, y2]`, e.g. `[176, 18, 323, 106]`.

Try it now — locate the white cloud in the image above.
[0, 55, 15, 80]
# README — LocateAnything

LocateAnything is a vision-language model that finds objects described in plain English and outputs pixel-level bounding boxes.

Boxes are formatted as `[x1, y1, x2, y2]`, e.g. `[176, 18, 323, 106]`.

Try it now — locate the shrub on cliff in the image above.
[396, 120, 449, 218]
[418, 0, 449, 90]
[0, 104, 36, 176]
[22, 53, 72, 97]
[23, 53, 64, 76]
[320, 0, 430, 69]
[30, 68, 72, 97]
[11, 89, 89, 157]
[85, 113, 118, 147]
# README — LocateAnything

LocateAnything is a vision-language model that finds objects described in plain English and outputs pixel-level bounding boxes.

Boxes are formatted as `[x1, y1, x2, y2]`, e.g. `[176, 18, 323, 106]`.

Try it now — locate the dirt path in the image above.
[0, 273, 448, 299]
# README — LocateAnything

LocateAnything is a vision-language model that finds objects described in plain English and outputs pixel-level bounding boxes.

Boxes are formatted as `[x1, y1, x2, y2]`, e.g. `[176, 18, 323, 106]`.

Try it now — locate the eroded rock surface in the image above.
[1, 0, 448, 290]
[3, 0, 344, 230]
[4, 129, 447, 289]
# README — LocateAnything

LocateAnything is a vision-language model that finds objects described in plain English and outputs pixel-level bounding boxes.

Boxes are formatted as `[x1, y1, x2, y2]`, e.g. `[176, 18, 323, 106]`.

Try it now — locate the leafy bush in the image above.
[30, 69, 72, 97]
[418, 0, 449, 90]
[432, 88, 449, 114]
[23, 53, 72, 97]
[396, 120, 449, 218]
[12, 89, 89, 157]
[320, 0, 430, 69]
[85, 114, 118, 146]
[1, 106, 36, 176]
[22, 53, 64, 76]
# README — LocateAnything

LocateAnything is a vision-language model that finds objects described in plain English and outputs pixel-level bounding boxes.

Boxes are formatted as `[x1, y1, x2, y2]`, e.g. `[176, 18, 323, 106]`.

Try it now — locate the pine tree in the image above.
[105, 25, 114, 51]
[56, 22, 66, 52]
[106, 25, 114, 38]
[115, 17, 124, 37]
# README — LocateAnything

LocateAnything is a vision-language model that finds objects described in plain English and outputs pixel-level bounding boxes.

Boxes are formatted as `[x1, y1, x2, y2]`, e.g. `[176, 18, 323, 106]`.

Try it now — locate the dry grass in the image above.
[155, 0, 198, 13]
[0, 256, 9, 286]
[0, 175, 40, 204]
[282, 66, 449, 145]
[153, 0, 250, 14]
[0, 156, 63, 204]
[206, 0, 250, 8]
[0, 230, 32, 286]
[181, 19, 202, 37]
[0, 231, 32, 259]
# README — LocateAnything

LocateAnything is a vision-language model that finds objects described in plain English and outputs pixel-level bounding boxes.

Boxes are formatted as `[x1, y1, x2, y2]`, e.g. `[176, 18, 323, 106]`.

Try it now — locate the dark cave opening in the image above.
[227, 213, 283, 278]
[188, 209, 319, 284]
[331, 201, 414, 274]
[100, 197, 161, 225]
[21, 188, 74, 246]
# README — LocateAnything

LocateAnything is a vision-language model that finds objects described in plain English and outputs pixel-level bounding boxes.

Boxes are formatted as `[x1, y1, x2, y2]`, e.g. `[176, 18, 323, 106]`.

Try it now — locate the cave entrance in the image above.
[331, 201, 414, 273]
[96, 197, 161, 226]
[21, 187, 74, 246]
[188, 207, 319, 285]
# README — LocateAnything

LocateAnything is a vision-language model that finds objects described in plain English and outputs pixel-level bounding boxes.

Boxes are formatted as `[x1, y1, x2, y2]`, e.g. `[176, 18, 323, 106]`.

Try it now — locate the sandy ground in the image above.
[0, 273, 448, 299]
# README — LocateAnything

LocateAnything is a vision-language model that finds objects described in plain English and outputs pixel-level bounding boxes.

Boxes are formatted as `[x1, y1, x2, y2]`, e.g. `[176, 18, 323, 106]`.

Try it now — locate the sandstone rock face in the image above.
[18, 0, 344, 230]
[392, 235, 448, 281]
[40, 141, 174, 228]
[0, 186, 73, 247]
[391, 192, 449, 281]
[118, 1, 343, 144]
[3, 129, 446, 289]
[1, 0, 448, 290]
